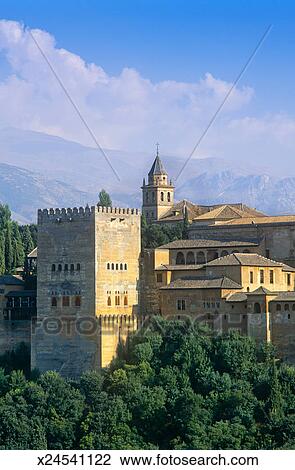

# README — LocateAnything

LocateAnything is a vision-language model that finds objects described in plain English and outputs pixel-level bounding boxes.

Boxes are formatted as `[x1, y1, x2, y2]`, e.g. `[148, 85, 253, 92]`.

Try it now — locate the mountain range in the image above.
[0, 127, 295, 223]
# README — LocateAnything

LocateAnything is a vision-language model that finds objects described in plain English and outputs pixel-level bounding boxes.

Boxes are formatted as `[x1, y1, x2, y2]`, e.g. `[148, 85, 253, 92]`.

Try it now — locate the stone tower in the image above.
[142, 146, 174, 223]
[32, 205, 140, 378]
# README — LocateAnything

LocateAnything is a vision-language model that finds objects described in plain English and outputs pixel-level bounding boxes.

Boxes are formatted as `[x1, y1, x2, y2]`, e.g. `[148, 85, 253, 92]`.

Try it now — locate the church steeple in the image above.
[142, 146, 174, 223]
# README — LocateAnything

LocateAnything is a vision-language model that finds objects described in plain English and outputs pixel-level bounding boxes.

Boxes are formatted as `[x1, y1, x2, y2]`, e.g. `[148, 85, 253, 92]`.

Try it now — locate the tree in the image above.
[4, 223, 13, 273]
[98, 189, 112, 207]
[21, 225, 34, 256]
[11, 222, 25, 269]
[0, 232, 5, 275]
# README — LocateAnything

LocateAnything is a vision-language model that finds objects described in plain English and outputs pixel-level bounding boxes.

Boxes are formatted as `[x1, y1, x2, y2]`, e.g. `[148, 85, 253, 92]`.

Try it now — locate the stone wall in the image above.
[0, 320, 31, 355]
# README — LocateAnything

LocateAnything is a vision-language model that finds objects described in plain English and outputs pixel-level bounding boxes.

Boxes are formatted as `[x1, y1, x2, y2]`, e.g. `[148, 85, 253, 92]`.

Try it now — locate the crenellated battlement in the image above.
[38, 205, 141, 224]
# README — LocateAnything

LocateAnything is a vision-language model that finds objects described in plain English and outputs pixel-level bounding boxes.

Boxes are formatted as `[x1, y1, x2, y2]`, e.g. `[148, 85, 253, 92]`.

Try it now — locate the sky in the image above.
[0, 0, 295, 175]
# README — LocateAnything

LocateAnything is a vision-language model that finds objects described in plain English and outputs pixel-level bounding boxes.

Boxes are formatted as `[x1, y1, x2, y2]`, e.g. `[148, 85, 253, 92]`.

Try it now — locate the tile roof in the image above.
[148, 155, 167, 176]
[247, 287, 275, 295]
[271, 292, 295, 301]
[159, 200, 205, 222]
[193, 204, 265, 222]
[0, 275, 24, 286]
[6, 290, 36, 297]
[206, 253, 295, 270]
[226, 292, 248, 302]
[160, 276, 242, 290]
[213, 215, 295, 226]
[155, 264, 204, 271]
[158, 238, 259, 250]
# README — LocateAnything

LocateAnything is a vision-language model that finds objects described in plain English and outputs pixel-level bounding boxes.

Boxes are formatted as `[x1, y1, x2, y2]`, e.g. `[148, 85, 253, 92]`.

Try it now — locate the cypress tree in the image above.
[11, 222, 25, 269]
[21, 225, 34, 255]
[4, 223, 13, 273]
[0, 232, 5, 275]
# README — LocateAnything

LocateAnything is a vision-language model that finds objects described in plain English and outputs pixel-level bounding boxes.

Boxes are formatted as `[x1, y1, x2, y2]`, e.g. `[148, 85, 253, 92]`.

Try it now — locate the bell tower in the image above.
[142, 145, 174, 223]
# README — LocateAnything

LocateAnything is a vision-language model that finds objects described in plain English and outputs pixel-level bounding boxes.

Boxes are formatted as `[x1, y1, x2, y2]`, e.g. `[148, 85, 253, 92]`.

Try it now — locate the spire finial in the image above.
[156, 142, 159, 157]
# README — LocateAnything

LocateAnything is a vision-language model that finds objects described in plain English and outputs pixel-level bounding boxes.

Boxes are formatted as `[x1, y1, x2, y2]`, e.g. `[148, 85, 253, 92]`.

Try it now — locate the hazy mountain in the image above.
[1, 127, 295, 222]
[0, 162, 94, 223]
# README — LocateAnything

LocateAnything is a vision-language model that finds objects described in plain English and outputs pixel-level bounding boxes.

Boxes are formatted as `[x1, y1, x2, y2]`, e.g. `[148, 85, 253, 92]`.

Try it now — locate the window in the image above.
[107, 296, 111, 306]
[287, 273, 291, 286]
[186, 251, 195, 264]
[120, 263, 123, 270]
[176, 252, 185, 265]
[111, 263, 114, 270]
[270, 270, 274, 284]
[70, 264, 74, 272]
[197, 251, 205, 264]
[276, 304, 281, 311]
[254, 303, 261, 313]
[107, 263, 110, 270]
[124, 296, 128, 306]
[260, 270, 264, 284]
[116, 263, 119, 270]
[292, 304, 295, 311]
[75, 296, 81, 307]
[115, 295, 120, 306]
[146, 193, 149, 202]
[51, 264, 56, 272]
[62, 296, 70, 307]
[177, 299, 186, 311]
[288, 313, 291, 320]
[250, 271, 254, 284]
[64, 264, 68, 272]
[51, 297, 57, 307]
[77, 263, 81, 271]
[58, 264, 62, 272]
[156, 273, 163, 283]
[285, 304, 290, 311]
[167, 192, 171, 202]
[124, 263, 127, 270]
[160, 192, 164, 201]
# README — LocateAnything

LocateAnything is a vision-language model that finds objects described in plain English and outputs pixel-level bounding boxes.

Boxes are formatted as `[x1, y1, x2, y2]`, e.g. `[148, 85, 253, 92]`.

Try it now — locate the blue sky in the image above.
[0, 1, 295, 174]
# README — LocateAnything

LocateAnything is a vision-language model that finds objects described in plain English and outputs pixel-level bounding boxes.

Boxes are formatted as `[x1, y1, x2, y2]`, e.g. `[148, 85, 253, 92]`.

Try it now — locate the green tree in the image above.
[11, 222, 25, 269]
[4, 223, 13, 273]
[21, 225, 34, 256]
[0, 232, 5, 274]
[98, 189, 112, 207]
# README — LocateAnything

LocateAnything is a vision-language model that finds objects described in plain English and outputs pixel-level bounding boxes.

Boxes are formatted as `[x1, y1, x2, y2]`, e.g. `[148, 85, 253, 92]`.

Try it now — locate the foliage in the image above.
[0, 203, 37, 274]
[0, 318, 295, 449]
[141, 217, 184, 248]
[98, 189, 112, 207]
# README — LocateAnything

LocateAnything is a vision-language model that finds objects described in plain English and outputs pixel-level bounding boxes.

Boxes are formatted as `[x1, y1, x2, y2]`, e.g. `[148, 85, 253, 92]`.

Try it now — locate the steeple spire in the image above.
[148, 144, 167, 178]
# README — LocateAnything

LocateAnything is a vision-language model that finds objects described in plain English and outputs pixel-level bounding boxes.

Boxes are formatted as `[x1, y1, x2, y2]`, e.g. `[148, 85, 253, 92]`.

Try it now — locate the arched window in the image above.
[254, 303, 261, 313]
[51, 297, 57, 307]
[196, 251, 205, 264]
[70, 264, 74, 272]
[186, 251, 195, 264]
[160, 192, 164, 201]
[276, 304, 282, 311]
[64, 264, 68, 272]
[124, 296, 128, 306]
[115, 295, 120, 306]
[176, 252, 185, 265]
[111, 263, 114, 270]
[120, 263, 123, 270]
[51, 264, 56, 272]
[75, 296, 81, 307]
[285, 304, 290, 311]
[124, 263, 127, 270]
[77, 263, 81, 271]
[58, 264, 62, 272]
[221, 250, 229, 257]
[207, 250, 218, 262]
[107, 296, 111, 306]
[167, 192, 171, 202]
[62, 296, 70, 307]
[107, 263, 110, 270]
[116, 263, 119, 270]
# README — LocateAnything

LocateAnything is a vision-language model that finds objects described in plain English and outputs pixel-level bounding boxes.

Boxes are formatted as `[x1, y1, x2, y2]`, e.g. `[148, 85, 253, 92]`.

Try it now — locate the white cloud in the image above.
[0, 19, 254, 155]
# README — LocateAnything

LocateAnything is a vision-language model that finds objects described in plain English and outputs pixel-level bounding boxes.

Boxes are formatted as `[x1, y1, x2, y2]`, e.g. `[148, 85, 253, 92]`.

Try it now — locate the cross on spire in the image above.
[156, 142, 159, 157]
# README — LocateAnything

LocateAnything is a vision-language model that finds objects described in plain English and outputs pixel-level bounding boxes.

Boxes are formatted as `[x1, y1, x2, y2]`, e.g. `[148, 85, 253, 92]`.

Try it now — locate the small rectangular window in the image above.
[270, 270, 274, 284]
[287, 273, 291, 286]
[260, 270, 264, 284]
[177, 299, 186, 311]
[250, 271, 254, 284]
